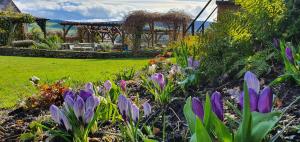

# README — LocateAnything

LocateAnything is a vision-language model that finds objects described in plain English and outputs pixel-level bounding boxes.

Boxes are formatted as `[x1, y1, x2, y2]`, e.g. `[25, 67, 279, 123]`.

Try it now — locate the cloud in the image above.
[14, 0, 217, 21]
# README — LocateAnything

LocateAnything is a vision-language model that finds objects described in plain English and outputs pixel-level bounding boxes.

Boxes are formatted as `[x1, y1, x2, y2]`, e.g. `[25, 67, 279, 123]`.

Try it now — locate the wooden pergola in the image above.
[60, 21, 124, 44]
[35, 17, 49, 38]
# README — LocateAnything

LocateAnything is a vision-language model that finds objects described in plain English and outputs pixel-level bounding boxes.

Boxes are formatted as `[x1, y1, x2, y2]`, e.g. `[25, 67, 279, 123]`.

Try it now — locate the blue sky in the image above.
[14, 0, 217, 22]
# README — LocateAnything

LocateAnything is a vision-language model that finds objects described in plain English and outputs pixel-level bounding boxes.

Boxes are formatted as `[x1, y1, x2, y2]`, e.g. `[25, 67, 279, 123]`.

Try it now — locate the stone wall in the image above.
[0, 47, 162, 59]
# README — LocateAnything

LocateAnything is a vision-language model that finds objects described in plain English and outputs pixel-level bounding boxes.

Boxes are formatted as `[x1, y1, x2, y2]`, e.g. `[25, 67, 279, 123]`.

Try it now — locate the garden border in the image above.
[0, 47, 162, 59]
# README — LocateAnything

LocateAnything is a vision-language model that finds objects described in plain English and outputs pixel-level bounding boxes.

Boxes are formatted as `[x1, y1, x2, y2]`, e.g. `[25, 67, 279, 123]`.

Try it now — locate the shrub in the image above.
[176, 0, 287, 84]
[32, 35, 63, 50]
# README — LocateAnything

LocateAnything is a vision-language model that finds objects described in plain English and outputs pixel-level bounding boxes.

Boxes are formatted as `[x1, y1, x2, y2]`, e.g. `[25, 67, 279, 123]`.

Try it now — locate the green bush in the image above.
[281, 0, 300, 42]
[32, 35, 63, 50]
[185, 0, 287, 84]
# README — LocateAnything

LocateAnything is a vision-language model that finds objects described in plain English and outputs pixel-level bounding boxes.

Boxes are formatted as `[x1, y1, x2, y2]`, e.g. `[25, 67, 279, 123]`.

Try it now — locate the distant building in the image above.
[0, 0, 21, 12]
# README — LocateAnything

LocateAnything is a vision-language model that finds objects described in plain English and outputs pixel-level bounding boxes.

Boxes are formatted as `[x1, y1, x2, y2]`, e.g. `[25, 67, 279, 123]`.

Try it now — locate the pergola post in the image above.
[35, 18, 49, 38]
[63, 25, 73, 42]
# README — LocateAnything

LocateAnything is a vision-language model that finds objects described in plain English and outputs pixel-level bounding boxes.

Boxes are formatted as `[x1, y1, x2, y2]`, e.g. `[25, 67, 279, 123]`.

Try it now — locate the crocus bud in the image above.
[258, 87, 273, 113]
[74, 96, 85, 120]
[239, 88, 258, 112]
[59, 110, 72, 131]
[188, 57, 200, 69]
[131, 104, 139, 122]
[151, 73, 165, 90]
[211, 91, 224, 121]
[85, 82, 94, 94]
[273, 38, 279, 48]
[192, 97, 204, 120]
[142, 101, 151, 117]
[83, 109, 94, 124]
[104, 80, 112, 92]
[244, 71, 260, 94]
[120, 80, 126, 92]
[118, 95, 129, 121]
[285, 47, 294, 64]
[50, 105, 61, 124]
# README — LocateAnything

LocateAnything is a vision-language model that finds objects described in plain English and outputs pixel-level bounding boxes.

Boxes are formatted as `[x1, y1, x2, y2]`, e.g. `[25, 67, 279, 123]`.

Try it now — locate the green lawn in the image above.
[0, 56, 149, 108]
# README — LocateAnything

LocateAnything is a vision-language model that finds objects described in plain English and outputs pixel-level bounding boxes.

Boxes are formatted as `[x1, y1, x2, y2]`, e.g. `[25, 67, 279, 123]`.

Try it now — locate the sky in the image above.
[14, 0, 217, 22]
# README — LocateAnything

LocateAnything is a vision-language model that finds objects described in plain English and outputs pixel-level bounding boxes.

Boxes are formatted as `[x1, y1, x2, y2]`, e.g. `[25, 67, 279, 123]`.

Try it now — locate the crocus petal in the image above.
[85, 96, 96, 111]
[211, 91, 224, 121]
[120, 80, 127, 92]
[285, 47, 294, 63]
[64, 90, 75, 100]
[50, 105, 61, 124]
[142, 101, 151, 117]
[64, 95, 74, 111]
[192, 97, 204, 120]
[239, 88, 258, 112]
[258, 87, 273, 113]
[118, 95, 129, 120]
[131, 104, 139, 122]
[83, 109, 94, 124]
[79, 90, 93, 101]
[104, 80, 112, 92]
[59, 110, 72, 131]
[74, 96, 85, 120]
[244, 71, 260, 94]
[94, 96, 100, 108]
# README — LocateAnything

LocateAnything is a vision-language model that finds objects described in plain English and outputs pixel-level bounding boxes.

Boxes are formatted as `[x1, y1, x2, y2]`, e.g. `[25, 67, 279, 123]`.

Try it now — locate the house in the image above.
[0, 0, 21, 12]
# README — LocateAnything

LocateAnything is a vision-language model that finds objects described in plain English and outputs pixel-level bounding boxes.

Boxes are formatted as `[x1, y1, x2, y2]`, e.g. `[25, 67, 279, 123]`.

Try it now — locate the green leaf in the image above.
[194, 117, 212, 142]
[251, 112, 281, 142]
[183, 97, 196, 134]
[236, 82, 252, 142]
[204, 94, 212, 129]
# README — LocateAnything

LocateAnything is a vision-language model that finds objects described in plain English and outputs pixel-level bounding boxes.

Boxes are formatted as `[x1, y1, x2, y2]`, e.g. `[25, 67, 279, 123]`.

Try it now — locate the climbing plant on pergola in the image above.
[0, 10, 34, 45]
[123, 10, 191, 51]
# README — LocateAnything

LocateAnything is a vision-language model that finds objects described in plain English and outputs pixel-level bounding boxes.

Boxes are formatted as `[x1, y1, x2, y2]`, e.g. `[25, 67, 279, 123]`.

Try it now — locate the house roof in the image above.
[0, 0, 21, 12]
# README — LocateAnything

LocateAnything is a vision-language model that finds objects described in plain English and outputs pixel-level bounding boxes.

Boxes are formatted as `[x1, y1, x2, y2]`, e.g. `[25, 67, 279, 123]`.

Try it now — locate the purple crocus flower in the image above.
[120, 80, 127, 92]
[83, 109, 94, 124]
[258, 87, 273, 113]
[188, 57, 200, 69]
[192, 97, 204, 120]
[131, 104, 139, 122]
[285, 47, 294, 63]
[50, 105, 61, 125]
[211, 91, 224, 121]
[118, 95, 130, 121]
[85, 82, 94, 94]
[240, 71, 273, 113]
[151, 73, 165, 89]
[74, 96, 85, 120]
[142, 101, 152, 117]
[104, 80, 112, 92]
